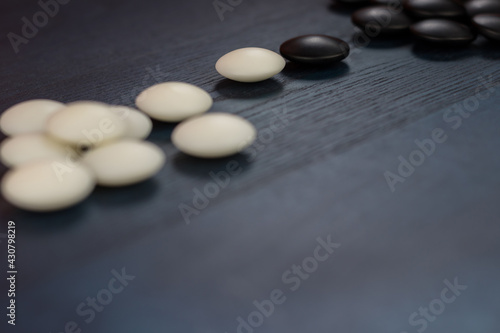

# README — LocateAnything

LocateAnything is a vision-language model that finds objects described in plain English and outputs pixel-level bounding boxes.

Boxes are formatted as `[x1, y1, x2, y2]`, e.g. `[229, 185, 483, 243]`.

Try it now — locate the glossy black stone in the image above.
[465, 0, 500, 17]
[404, 0, 466, 19]
[410, 19, 477, 45]
[472, 14, 500, 41]
[351, 6, 412, 35]
[279, 35, 350, 65]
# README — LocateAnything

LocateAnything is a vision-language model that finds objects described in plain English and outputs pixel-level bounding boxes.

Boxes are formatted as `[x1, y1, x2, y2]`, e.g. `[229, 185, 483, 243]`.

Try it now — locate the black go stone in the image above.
[280, 35, 350, 65]
[404, 0, 466, 20]
[472, 14, 500, 42]
[410, 19, 477, 46]
[352, 6, 412, 35]
[466, 0, 500, 17]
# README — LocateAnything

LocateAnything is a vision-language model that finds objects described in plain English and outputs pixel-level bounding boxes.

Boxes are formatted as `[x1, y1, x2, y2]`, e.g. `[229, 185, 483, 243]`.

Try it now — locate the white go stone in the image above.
[172, 113, 256, 158]
[0, 99, 65, 136]
[135, 82, 213, 122]
[1, 159, 95, 212]
[109, 106, 153, 139]
[215, 47, 286, 82]
[81, 140, 166, 186]
[0, 134, 75, 168]
[46, 101, 126, 147]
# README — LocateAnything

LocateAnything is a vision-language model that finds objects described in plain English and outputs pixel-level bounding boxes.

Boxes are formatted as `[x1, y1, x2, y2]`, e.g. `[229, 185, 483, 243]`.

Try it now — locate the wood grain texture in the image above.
[0, 0, 499, 332]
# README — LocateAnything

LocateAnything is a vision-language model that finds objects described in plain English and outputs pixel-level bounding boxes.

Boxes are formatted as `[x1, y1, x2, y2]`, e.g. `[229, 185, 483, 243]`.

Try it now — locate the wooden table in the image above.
[1, 0, 499, 332]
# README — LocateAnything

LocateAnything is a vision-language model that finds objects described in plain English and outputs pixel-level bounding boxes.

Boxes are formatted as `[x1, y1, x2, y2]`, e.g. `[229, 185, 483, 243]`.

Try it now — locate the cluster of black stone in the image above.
[278, 0, 499, 66]
[345, 0, 500, 46]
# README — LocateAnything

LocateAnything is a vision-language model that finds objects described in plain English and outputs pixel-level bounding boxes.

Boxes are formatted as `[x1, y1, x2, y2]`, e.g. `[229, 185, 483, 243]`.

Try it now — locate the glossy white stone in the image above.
[0, 134, 75, 168]
[0, 99, 65, 136]
[46, 101, 127, 147]
[1, 159, 95, 211]
[109, 106, 153, 139]
[135, 82, 213, 122]
[172, 113, 256, 158]
[81, 140, 166, 186]
[215, 47, 286, 82]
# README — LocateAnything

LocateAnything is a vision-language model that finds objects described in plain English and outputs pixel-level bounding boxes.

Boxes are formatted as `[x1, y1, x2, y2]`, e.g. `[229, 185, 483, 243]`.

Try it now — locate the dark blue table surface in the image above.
[1, 0, 499, 332]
